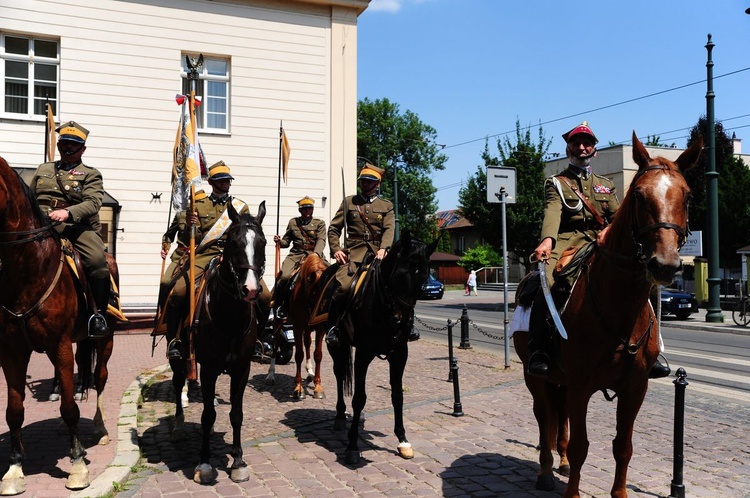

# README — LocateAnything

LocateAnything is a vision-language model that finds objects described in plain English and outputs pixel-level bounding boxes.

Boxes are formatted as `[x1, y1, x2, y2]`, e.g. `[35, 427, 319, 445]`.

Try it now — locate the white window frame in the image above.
[181, 55, 230, 133]
[0, 33, 59, 120]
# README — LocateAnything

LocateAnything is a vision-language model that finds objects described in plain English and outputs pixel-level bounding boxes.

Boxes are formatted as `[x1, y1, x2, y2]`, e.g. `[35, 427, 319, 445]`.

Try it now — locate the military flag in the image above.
[45, 102, 56, 162]
[281, 125, 291, 184]
[172, 94, 206, 212]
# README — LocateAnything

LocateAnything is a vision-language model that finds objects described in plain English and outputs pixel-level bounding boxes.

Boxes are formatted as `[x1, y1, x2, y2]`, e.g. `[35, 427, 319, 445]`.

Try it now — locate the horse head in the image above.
[382, 230, 438, 307]
[628, 132, 702, 284]
[224, 200, 266, 302]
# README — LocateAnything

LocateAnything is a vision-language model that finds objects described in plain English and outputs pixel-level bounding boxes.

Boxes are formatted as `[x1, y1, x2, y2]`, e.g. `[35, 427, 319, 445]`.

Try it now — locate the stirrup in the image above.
[527, 351, 551, 377]
[648, 355, 671, 379]
[325, 326, 340, 346]
[408, 327, 420, 342]
[87, 313, 110, 338]
[166, 339, 182, 360]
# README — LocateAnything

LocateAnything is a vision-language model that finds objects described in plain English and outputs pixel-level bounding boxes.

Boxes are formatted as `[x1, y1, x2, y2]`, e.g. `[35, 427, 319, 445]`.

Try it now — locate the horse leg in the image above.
[557, 385, 570, 477]
[92, 334, 114, 445]
[312, 327, 325, 399]
[170, 357, 187, 442]
[345, 349, 374, 465]
[528, 377, 557, 491]
[563, 391, 592, 498]
[227, 364, 253, 483]
[194, 366, 219, 484]
[292, 323, 306, 400]
[389, 345, 413, 459]
[330, 344, 350, 432]
[610, 381, 648, 498]
[0, 351, 31, 496]
[304, 328, 314, 382]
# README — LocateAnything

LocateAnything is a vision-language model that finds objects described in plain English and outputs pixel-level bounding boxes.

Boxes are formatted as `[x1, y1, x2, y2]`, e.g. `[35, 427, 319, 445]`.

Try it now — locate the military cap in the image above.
[56, 121, 89, 144]
[297, 196, 315, 207]
[562, 121, 598, 144]
[208, 160, 234, 180]
[358, 163, 385, 181]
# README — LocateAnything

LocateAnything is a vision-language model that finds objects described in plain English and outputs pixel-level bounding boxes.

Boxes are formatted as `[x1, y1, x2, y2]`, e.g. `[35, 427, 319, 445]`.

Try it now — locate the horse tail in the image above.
[75, 339, 95, 392]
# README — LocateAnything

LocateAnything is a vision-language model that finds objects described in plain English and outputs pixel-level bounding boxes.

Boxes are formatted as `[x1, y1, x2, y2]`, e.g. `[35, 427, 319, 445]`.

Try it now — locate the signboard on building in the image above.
[486, 166, 516, 204]
[679, 230, 702, 256]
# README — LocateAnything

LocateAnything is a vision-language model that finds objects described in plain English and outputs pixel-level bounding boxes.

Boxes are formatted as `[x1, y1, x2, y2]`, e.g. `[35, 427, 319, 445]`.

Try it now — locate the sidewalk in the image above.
[0, 293, 748, 497]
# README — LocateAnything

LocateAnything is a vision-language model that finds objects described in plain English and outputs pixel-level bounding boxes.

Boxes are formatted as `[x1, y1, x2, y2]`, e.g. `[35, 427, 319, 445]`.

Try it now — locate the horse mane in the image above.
[299, 253, 328, 288]
[0, 157, 49, 228]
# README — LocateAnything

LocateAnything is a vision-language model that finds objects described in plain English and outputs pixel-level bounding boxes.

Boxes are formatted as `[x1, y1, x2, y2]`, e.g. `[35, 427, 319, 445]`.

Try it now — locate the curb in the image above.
[70, 363, 171, 498]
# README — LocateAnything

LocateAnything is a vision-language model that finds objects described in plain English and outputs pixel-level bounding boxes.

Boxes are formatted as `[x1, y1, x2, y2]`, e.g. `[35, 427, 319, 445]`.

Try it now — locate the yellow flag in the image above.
[281, 127, 291, 184]
[172, 94, 203, 212]
[46, 103, 56, 162]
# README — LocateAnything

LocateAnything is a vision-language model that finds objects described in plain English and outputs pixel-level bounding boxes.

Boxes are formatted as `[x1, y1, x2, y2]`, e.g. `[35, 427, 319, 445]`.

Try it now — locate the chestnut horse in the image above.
[514, 133, 703, 498]
[167, 201, 266, 485]
[0, 156, 118, 494]
[329, 231, 437, 464]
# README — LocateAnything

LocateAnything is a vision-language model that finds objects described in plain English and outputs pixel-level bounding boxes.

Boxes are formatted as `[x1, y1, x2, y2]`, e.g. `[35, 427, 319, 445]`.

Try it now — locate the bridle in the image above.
[629, 165, 689, 263]
[0, 224, 56, 247]
[215, 221, 265, 301]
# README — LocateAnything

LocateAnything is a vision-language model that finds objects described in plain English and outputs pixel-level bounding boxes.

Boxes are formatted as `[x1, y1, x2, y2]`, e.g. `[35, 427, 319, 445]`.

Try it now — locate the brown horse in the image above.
[514, 133, 703, 498]
[0, 156, 118, 494]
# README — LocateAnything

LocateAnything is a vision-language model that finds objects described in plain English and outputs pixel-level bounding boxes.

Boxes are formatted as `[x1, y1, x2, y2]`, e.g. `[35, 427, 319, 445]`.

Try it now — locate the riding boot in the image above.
[408, 324, 420, 342]
[325, 290, 345, 347]
[649, 355, 671, 379]
[164, 301, 184, 360]
[527, 294, 553, 377]
[88, 276, 111, 338]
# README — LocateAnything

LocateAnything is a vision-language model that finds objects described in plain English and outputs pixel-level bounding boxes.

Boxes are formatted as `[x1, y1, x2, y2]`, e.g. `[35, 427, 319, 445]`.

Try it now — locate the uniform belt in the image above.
[348, 233, 381, 242]
[39, 199, 71, 209]
[293, 243, 316, 251]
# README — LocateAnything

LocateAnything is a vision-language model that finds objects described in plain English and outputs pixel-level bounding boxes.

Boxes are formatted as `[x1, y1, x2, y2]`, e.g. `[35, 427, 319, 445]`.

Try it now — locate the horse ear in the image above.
[228, 200, 240, 223]
[256, 201, 266, 225]
[675, 136, 703, 173]
[631, 131, 651, 170]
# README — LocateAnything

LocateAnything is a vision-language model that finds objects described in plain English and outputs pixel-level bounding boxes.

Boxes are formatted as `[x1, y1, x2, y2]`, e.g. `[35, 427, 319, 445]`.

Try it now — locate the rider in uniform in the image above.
[32, 121, 110, 338]
[272, 196, 327, 316]
[527, 122, 670, 379]
[161, 161, 271, 359]
[325, 163, 418, 345]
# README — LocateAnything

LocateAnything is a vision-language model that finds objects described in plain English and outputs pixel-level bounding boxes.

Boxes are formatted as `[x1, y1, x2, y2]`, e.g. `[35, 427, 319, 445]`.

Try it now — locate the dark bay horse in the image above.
[329, 231, 437, 464]
[168, 201, 266, 485]
[515, 133, 703, 498]
[0, 156, 119, 494]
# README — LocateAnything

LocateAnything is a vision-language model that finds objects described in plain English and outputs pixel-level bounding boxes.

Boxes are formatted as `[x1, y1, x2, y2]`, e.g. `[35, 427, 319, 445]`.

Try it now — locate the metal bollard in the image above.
[669, 368, 688, 498]
[459, 306, 472, 349]
[451, 358, 463, 417]
[447, 319, 454, 382]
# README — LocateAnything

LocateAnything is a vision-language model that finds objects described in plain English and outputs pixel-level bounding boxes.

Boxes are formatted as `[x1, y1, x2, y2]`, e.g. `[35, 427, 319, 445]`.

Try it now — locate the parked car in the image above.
[419, 274, 444, 300]
[660, 286, 698, 320]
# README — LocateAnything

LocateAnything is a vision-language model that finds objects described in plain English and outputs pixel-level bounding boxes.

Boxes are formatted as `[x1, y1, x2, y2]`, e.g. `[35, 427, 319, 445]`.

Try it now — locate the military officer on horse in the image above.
[31, 121, 110, 338]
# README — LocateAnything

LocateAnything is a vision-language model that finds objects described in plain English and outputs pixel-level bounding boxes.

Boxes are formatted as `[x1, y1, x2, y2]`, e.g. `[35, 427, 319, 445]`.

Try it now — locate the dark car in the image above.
[660, 286, 698, 320]
[419, 274, 444, 300]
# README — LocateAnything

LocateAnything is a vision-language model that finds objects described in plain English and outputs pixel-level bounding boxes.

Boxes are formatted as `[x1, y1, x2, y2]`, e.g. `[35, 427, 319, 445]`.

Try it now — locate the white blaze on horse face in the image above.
[243, 230, 260, 300]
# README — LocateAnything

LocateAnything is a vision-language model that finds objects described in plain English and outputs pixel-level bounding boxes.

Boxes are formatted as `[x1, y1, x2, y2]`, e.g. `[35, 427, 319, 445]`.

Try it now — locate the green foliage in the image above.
[357, 98, 447, 241]
[457, 243, 503, 270]
[458, 120, 550, 273]
[685, 117, 750, 266]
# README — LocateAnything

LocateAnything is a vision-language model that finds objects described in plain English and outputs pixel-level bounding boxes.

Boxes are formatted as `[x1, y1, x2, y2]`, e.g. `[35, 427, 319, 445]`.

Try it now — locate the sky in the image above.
[357, 0, 750, 212]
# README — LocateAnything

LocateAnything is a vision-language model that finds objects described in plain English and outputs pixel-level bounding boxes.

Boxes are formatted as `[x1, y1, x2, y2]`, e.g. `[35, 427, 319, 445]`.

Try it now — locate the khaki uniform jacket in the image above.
[32, 160, 103, 233]
[540, 167, 619, 282]
[190, 193, 250, 270]
[328, 194, 395, 265]
[279, 217, 327, 278]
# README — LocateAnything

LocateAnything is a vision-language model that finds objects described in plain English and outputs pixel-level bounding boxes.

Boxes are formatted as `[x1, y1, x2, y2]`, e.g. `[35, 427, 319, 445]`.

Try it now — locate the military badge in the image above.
[593, 184, 612, 194]
[377, 214, 382, 220]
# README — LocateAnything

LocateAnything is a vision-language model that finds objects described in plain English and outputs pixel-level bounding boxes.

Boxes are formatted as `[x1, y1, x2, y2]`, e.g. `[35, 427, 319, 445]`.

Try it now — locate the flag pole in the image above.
[275, 122, 283, 279]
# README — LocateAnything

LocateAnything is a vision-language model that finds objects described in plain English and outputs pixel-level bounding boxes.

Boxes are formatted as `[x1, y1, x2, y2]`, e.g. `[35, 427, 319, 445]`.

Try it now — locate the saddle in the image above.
[308, 256, 374, 328]
[61, 239, 126, 324]
[151, 256, 214, 337]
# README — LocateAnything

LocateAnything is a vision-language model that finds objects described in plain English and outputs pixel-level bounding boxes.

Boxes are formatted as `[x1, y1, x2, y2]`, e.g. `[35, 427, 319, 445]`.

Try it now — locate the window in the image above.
[457, 236, 466, 255]
[1, 34, 59, 117]
[181, 55, 229, 132]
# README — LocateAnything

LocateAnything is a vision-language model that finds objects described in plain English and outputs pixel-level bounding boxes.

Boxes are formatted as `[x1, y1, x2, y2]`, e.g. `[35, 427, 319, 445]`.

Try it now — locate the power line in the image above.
[442, 67, 750, 151]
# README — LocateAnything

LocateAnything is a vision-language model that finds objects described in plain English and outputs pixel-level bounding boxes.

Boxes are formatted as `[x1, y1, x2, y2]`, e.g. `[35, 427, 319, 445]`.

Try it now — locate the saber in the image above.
[538, 261, 568, 340]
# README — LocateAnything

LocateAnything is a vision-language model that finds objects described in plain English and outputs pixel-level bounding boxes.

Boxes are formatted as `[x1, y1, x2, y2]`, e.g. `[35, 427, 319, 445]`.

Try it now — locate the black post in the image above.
[459, 306, 471, 349]
[451, 358, 463, 417]
[669, 367, 689, 498]
[447, 319, 454, 382]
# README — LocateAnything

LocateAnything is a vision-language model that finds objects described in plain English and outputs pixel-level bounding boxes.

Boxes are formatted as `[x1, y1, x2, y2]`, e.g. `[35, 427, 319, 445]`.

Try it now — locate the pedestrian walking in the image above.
[467, 270, 478, 296]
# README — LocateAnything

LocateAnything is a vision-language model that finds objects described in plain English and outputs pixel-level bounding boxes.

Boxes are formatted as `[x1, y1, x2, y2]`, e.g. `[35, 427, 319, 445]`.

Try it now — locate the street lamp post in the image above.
[393, 161, 399, 242]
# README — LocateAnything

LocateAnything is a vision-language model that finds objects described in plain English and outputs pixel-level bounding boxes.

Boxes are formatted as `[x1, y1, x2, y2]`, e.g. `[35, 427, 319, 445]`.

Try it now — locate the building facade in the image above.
[0, 0, 369, 306]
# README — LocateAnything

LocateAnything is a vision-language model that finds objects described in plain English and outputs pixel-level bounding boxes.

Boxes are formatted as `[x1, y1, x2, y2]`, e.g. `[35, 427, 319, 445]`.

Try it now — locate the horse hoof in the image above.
[193, 463, 216, 485]
[535, 473, 555, 491]
[397, 442, 414, 459]
[48, 393, 60, 402]
[333, 418, 347, 431]
[66, 458, 90, 490]
[96, 433, 110, 446]
[265, 376, 275, 385]
[0, 478, 26, 496]
[558, 464, 570, 477]
[344, 450, 361, 465]
[292, 389, 305, 400]
[230, 466, 250, 483]
[74, 392, 83, 402]
[313, 389, 325, 400]
[306, 373, 314, 383]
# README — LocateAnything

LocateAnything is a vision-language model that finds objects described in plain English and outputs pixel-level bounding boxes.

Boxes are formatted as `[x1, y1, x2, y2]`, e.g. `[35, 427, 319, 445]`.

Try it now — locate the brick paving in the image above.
[1, 293, 749, 497]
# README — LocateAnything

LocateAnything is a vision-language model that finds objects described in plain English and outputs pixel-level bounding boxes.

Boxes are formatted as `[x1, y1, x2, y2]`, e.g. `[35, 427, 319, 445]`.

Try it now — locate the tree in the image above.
[458, 121, 551, 273]
[457, 243, 503, 270]
[357, 98, 447, 241]
[685, 117, 750, 266]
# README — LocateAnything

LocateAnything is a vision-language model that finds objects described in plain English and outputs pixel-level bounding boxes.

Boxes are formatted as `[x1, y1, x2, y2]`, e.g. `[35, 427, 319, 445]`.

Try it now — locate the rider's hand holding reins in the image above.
[533, 237, 553, 263]
[375, 248, 386, 260]
[333, 250, 348, 265]
[48, 208, 70, 223]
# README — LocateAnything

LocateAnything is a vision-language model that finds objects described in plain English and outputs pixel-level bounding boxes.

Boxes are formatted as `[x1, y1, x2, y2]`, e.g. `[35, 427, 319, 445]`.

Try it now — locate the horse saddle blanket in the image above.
[307, 264, 340, 326]
[61, 239, 127, 322]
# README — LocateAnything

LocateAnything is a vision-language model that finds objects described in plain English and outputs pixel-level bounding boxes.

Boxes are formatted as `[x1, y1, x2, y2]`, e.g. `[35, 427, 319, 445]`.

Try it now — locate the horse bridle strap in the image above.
[0, 224, 55, 246]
